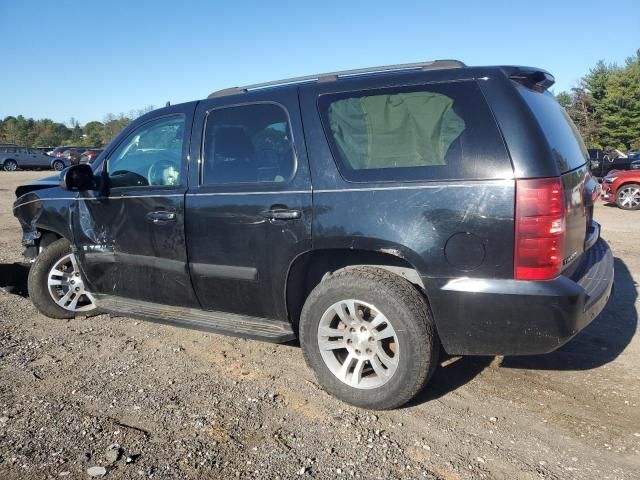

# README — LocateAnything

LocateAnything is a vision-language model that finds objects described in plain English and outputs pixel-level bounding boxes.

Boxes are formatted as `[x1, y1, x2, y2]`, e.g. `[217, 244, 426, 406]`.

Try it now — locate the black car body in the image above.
[590, 150, 639, 177]
[13, 61, 614, 408]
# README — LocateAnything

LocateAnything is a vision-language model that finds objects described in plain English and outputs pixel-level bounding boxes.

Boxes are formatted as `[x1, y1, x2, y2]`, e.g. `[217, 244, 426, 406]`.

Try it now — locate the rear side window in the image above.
[318, 81, 509, 182]
[516, 87, 588, 173]
[202, 103, 296, 185]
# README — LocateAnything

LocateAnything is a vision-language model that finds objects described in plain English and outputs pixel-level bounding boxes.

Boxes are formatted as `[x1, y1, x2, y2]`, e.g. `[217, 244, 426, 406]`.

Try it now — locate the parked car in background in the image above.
[588, 148, 609, 172]
[602, 169, 640, 210]
[590, 150, 637, 177]
[33, 146, 54, 155]
[591, 152, 640, 177]
[49, 146, 90, 159]
[0, 146, 63, 171]
[79, 149, 103, 164]
[49, 146, 72, 158]
[631, 158, 640, 170]
[13, 60, 613, 409]
[62, 148, 85, 165]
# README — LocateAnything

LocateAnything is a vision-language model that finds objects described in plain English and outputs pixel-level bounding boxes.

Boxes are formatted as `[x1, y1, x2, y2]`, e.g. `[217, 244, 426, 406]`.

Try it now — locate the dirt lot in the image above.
[0, 171, 638, 479]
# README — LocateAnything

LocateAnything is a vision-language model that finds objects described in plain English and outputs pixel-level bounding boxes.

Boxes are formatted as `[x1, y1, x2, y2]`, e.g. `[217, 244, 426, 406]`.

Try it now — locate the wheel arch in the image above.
[37, 228, 64, 251]
[285, 248, 427, 332]
[616, 180, 640, 190]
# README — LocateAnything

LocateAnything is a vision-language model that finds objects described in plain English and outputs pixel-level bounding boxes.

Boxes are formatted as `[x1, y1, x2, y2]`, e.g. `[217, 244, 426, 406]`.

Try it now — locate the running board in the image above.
[94, 295, 296, 343]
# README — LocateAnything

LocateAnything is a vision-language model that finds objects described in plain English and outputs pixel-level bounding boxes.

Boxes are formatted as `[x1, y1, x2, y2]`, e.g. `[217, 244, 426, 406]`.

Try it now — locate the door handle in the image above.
[260, 208, 302, 221]
[146, 211, 176, 223]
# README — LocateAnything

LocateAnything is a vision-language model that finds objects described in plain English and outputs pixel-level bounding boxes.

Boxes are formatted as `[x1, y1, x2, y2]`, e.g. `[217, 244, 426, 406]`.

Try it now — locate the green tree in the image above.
[598, 49, 640, 150]
[83, 121, 104, 146]
[556, 91, 572, 110]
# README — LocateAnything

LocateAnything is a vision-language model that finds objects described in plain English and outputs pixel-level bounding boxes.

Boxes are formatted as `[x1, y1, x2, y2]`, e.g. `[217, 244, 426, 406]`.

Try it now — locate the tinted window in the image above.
[202, 103, 295, 185]
[517, 87, 588, 173]
[107, 115, 185, 188]
[318, 81, 509, 182]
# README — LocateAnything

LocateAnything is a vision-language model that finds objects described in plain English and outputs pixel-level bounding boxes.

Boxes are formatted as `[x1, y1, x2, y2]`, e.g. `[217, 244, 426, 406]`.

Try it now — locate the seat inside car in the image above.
[209, 126, 256, 183]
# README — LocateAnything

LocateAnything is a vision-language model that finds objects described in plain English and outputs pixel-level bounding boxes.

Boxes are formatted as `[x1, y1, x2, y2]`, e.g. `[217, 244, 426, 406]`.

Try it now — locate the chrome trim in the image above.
[208, 60, 466, 98]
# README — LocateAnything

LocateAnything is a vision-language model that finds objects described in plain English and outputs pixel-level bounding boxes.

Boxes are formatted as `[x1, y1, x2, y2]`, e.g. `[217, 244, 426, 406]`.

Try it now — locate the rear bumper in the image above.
[427, 237, 614, 355]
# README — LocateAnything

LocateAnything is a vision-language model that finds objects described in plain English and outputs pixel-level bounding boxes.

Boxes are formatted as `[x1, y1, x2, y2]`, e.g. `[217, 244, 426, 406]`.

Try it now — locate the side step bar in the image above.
[95, 295, 296, 343]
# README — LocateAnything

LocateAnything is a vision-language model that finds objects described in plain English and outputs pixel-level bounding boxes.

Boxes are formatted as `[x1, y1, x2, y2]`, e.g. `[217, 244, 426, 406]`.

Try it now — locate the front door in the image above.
[185, 90, 312, 320]
[72, 105, 200, 307]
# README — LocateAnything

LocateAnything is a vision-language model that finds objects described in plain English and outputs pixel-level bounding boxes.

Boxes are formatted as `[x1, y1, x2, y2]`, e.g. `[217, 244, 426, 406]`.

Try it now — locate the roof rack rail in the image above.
[208, 59, 466, 98]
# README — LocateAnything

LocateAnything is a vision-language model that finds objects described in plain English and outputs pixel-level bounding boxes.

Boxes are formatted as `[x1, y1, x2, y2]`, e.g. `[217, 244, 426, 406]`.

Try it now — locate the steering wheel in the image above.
[148, 160, 179, 186]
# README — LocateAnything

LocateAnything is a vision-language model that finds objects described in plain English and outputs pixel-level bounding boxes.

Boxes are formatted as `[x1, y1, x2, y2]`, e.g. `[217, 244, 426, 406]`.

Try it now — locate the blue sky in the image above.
[1, 0, 638, 125]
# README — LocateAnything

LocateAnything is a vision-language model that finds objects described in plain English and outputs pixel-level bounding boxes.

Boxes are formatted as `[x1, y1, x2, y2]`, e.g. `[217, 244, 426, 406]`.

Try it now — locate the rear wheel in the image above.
[27, 238, 97, 319]
[3, 159, 17, 171]
[299, 267, 439, 410]
[52, 160, 65, 171]
[616, 183, 640, 210]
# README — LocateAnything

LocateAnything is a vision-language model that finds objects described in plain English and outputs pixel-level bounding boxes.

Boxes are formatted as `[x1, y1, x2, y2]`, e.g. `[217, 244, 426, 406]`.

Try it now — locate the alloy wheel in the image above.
[618, 186, 640, 209]
[47, 252, 96, 312]
[4, 161, 17, 171]
[317, 299, 399, 389]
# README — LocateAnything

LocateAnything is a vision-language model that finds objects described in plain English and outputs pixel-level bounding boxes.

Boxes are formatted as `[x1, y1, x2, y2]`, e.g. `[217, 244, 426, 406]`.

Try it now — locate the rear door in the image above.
[15, 148, 30, 167]
[185, 89, 312, 320]
[28, 148, 50, 168]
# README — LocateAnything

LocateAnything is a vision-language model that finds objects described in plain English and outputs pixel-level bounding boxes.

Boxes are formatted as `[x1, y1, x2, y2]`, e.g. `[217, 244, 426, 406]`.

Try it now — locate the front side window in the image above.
[319, 81, 508, 182]
[107, 115, 185, 188]
[202, 103, 295, 185]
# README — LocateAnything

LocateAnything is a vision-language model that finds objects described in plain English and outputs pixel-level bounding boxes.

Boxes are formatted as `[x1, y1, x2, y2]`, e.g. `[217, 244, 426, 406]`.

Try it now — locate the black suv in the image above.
[13, 60, 614, 409]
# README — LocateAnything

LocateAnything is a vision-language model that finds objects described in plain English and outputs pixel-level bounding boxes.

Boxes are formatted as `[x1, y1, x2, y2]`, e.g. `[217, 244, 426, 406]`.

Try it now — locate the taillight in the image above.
[514, 177, 565, 281]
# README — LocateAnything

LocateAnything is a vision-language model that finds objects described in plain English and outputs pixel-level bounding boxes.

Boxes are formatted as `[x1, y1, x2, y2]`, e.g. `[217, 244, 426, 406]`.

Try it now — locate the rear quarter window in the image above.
[516, 86, 589, 173]
[318, 81, 510, 182]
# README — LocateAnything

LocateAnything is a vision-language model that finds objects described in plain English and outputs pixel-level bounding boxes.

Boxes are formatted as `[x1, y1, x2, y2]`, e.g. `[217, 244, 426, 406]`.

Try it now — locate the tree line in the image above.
[556, 49, 640, 151]
[0, 106, 154, 148]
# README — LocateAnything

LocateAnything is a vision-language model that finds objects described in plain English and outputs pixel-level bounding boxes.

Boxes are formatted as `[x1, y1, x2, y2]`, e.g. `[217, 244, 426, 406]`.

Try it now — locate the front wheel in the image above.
[3, 160, 17, 171]
[299, 267, 439, 410]
[27, 238, 97, 319]
[616, 183, 640, 210]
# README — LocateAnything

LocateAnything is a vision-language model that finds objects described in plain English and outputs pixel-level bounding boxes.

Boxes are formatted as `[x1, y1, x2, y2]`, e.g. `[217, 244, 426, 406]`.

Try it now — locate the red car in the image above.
[601, 169, 640, 210]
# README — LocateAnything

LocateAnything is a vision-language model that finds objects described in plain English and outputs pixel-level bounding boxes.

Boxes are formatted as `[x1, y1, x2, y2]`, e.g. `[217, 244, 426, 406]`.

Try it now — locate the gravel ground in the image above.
[0, 171, 638, 479]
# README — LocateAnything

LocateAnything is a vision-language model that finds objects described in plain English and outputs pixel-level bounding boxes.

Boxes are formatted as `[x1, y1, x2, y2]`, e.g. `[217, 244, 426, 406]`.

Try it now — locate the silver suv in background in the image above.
[0, 146, 66, 171]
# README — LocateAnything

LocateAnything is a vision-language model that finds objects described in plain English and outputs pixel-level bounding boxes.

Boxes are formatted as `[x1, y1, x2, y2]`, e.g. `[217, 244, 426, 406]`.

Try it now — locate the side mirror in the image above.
[59, 164, 97, 191]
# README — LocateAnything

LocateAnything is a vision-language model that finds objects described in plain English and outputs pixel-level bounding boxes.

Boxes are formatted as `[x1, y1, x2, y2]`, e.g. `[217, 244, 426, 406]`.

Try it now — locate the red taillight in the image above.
[514, 177, 565, 281]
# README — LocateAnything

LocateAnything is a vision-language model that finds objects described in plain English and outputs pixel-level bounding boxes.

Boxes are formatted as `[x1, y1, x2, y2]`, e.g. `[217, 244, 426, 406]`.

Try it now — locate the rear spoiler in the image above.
[502, 66, 555, 90]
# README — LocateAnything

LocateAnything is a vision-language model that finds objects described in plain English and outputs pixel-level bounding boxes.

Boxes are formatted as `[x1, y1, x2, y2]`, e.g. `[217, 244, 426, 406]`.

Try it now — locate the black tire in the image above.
[299, 266, 439, 410]
[615, 183, 640, 210]
[52, 160, 65, 171]
[3, 159, 17, 171]
[27, 238, 96, 319]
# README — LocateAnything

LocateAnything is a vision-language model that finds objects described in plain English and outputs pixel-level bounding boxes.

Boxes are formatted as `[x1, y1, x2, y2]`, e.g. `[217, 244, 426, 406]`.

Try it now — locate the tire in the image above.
[27, 238, 97, 319]
[3, 159, 17, 171]
[616, 183, 640, 210]
[52, 160, 65, 171]
[299, 266, 439, 410]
